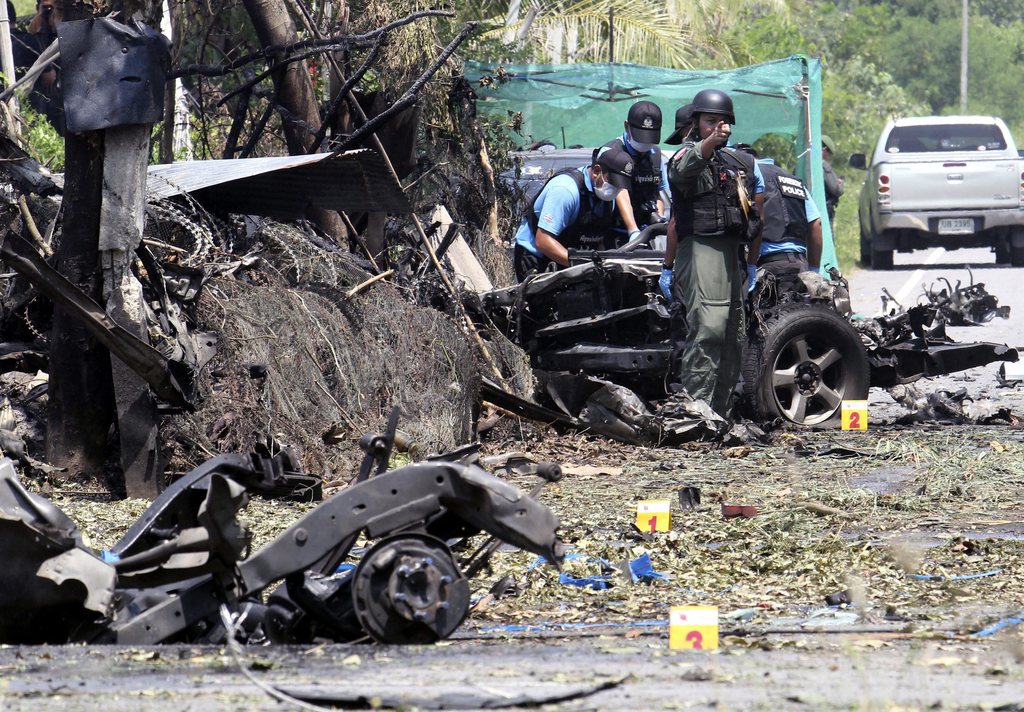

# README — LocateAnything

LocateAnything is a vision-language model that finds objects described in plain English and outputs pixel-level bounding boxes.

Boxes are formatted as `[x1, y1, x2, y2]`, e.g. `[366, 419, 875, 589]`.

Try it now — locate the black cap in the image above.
[664, 104, 694, 145]
[626, 101, 662, 144]
[595, 146, 635, 191]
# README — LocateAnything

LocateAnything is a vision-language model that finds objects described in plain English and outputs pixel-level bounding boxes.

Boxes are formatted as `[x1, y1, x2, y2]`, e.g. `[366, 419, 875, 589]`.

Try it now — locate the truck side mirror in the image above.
[848, 153, 866, 170]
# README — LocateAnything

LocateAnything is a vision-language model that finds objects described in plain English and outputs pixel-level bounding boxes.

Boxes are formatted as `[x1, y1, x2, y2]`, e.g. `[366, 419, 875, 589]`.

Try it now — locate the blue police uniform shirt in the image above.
[755, 158, 818, 257]
[514, 167, 595, 256]
[618, 132, 670, 194]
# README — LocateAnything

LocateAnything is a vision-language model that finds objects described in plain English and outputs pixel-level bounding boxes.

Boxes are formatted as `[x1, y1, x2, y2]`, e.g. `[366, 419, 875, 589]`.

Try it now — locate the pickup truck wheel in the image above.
[1012, 244, 1024, 267]
[870, 243, 893, 270]
[859, 228, 872, 267]
[743, 303, 870, 426]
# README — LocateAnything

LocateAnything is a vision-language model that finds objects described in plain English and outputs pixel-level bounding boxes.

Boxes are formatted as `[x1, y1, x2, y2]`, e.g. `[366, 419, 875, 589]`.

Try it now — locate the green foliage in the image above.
[822, 56, 929, 160]
[832, 173, 863, 273]
[20, 106, 64, 171]
[726, 12, 817, 66]
[463, 0, 792, 69]
[10, 0, 33, 19]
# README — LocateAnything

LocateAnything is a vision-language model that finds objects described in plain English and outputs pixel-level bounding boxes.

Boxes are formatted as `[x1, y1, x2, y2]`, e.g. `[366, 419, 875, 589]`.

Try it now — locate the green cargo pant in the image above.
[671, 234, 746, 416]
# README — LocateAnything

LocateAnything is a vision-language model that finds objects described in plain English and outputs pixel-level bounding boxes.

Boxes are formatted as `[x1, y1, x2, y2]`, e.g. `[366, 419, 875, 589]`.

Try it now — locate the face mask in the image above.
[594, 182, 619, 202]
[626, 132, 656, 153]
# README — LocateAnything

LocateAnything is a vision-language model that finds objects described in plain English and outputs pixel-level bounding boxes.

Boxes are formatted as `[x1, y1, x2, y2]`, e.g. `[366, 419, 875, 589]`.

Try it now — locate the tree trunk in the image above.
[241, 0, 346, 241]
[242, 0, 320, 155]
[47, 2, 113, 477]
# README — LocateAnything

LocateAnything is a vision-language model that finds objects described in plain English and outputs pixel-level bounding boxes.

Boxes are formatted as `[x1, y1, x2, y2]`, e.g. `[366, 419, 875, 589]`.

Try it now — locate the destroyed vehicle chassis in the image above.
[0, 423, 564, 646]
[480, 237, 1017, 427]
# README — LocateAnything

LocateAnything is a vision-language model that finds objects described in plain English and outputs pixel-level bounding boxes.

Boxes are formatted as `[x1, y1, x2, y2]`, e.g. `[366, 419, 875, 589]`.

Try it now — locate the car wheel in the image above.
[995, 242, 1011, 264]
[870, 242, 893, 270]
[859, 226, 872, 267]
[1012, 243, 1024, 268]
[743, 303, 870, 426]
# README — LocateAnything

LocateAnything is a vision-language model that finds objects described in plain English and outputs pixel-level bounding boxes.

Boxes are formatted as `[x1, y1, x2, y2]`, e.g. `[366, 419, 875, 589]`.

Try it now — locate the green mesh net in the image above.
[465, 56, 838, 271]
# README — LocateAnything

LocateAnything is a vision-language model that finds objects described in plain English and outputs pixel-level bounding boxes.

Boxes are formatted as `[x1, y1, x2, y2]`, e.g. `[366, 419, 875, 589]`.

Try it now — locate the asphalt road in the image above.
[847, 246, 1022, 349]
[844, 245, 1024, 421]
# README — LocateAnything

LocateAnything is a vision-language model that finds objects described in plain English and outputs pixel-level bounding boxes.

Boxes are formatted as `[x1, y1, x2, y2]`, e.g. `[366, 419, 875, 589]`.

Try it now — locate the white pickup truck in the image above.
[850, 116, 1024, 269]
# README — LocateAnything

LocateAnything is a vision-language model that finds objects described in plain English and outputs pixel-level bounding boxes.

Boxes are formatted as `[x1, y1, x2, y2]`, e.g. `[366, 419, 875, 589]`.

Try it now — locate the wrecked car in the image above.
[478, 231, 1017, 429]
[0, 419, 564, 645]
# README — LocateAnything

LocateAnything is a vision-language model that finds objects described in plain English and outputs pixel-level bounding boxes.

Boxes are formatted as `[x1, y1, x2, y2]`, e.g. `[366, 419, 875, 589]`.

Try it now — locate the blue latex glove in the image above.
[659, 267, 673, 301]
[746, 263, 758, 293]
[628, 229, 641, 243]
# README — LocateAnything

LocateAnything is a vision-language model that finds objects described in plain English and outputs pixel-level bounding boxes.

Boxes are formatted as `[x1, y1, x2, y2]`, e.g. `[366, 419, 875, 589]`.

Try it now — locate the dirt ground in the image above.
[7, 397, 1023, 711]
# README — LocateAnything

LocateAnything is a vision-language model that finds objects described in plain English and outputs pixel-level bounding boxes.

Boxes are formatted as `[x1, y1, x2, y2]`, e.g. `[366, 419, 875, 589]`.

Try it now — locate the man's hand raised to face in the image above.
[709, 121, 731, 148]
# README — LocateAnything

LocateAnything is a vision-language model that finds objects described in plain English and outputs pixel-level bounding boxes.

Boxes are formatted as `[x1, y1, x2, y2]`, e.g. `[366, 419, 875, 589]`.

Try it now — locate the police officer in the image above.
[663, 89, 764, 416]
[735, 145, 823, 293]
[821, 134, 844, 224]
[601, 101, 668, 242]
[512, 145, 634, 281]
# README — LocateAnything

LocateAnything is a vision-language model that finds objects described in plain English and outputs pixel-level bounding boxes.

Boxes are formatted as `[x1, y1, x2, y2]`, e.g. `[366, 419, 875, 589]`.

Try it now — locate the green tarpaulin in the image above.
[465, 56, 838, 271]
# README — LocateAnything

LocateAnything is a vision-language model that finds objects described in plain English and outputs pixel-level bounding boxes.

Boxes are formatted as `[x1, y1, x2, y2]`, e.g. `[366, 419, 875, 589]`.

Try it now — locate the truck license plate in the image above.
[937, 218, 974, 234]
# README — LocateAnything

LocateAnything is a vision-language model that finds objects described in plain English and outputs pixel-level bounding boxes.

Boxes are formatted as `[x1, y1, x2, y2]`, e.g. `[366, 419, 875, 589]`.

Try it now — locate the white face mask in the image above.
[594, 182, 619, 202]
[631, 141, 656, 153]
[627, 135, 656, 153]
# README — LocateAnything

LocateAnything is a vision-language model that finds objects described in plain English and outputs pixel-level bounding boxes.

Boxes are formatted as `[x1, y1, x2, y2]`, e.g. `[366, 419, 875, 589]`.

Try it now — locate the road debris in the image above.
[0, 414, 564, 645]
[920, 272, 1011, 326]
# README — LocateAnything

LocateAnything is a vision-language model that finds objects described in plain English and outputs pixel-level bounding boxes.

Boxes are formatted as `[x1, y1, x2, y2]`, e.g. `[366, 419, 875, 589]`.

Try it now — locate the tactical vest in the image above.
[525, 169, 616, 251]
[672, 147, 758, 240]
[603, 137, 663, 211]
[759, 162, 810, 247]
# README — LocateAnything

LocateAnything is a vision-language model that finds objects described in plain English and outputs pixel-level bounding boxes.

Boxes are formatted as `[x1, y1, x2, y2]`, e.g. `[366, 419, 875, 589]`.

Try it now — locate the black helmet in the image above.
[691, 88, 736, 125]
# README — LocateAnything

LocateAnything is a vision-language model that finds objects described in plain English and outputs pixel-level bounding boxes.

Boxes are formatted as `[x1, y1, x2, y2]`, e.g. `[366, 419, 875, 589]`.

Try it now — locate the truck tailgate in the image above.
[888, 158, 1019, 211]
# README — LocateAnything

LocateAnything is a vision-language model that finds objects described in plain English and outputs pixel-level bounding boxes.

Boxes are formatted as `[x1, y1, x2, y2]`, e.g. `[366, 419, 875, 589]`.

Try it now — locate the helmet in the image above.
[821, 134, 837, 155]
[691, 88, 736, 125]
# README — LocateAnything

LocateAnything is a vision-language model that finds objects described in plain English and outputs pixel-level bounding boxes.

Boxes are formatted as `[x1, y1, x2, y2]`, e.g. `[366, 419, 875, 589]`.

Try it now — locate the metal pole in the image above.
[0, 2, 19, 114]
[960, 0, 968, 112]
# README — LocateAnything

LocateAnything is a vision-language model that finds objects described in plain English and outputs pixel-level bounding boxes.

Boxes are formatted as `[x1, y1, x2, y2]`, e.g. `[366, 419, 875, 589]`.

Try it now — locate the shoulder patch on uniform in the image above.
[776, 174, 808, 199]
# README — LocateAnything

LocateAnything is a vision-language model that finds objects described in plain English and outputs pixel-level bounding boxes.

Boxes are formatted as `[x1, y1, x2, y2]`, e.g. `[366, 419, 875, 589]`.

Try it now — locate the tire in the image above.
[870, 242, 893, 270]
[994, 242, 1011, 264]
[859, 226, 872, 267]
[1012, 243, 1024, 268]
[743, 303, 870, 426]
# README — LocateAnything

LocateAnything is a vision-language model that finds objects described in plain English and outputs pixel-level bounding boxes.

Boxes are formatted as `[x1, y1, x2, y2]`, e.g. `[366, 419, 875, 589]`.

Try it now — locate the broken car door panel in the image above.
[512, 146, 634, 281]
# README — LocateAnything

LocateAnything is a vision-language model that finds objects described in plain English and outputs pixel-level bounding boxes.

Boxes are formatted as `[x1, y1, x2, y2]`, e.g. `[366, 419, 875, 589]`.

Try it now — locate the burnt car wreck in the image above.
[477, 241, 1018, 436]
[0, 418, 564, 646]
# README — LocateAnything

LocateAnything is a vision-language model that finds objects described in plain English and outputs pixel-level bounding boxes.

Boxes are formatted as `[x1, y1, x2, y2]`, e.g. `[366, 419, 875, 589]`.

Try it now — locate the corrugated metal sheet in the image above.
[146, 149, 411, 218]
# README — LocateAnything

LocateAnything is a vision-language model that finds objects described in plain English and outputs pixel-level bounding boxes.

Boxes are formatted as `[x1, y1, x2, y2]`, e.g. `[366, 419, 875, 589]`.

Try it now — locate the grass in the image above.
[831, 168, 867, 275]
[51, 423, 1024, 639]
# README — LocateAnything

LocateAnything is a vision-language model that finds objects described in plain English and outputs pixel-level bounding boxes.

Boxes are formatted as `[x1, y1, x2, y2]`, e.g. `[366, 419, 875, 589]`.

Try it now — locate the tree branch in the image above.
[329, 22, 479, 156]
[173, 9, 453, 79]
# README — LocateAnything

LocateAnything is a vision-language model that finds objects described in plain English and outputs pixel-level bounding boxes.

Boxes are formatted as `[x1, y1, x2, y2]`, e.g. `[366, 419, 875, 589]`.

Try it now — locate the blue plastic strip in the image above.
[531, 551, 669, 589]
[479, 619, 666, 634]
[970, 610, 1024, 638]
[913, 568, 1002, 582]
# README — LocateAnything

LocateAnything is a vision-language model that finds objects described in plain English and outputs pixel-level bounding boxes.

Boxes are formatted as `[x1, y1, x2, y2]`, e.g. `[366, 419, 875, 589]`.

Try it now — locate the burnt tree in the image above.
[241, 0, 345, 240]
[47, 1, 113, 478]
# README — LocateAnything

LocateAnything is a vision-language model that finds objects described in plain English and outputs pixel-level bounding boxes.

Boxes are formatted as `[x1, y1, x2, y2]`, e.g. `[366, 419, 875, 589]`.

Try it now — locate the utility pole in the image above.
[960, 0, 968, 112]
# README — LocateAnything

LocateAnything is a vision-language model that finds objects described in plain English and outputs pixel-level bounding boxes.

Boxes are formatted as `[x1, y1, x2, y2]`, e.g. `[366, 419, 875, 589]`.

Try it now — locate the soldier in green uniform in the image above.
[662, 89, 764, 417]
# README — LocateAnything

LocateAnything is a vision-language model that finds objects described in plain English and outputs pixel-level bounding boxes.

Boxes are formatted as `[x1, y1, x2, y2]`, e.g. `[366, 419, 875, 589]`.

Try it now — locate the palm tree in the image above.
[466, 0, 792, 68]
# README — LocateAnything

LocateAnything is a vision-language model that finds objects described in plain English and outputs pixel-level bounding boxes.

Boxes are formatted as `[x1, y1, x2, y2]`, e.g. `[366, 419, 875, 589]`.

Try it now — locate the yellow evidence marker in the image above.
[841, 399, 868, 431]
[669, 606, 719, 650]
[635, 499, 671, 533]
